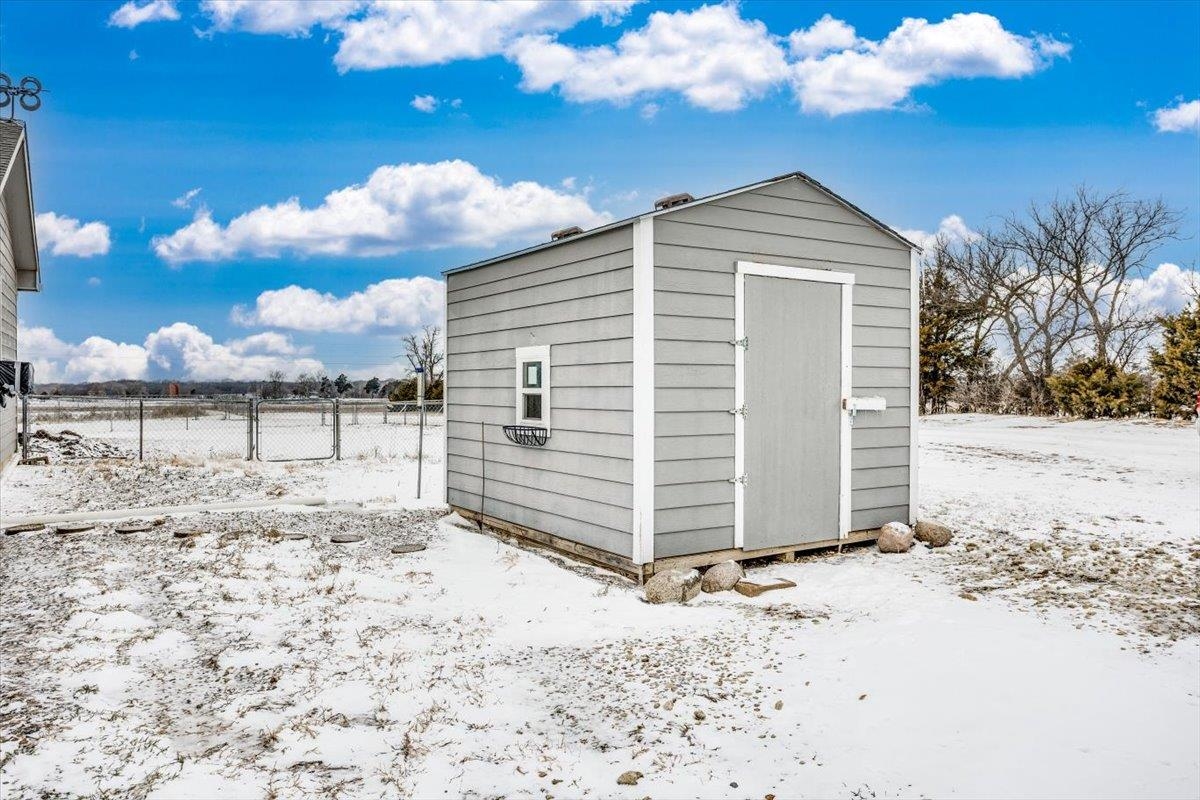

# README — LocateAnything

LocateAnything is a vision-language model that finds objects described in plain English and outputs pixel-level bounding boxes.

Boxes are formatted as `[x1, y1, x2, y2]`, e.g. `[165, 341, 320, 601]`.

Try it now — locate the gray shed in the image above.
[442, 172, 918, 579]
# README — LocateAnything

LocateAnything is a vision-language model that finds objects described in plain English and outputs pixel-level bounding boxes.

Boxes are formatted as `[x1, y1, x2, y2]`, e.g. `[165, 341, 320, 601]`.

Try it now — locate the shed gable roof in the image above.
[443, 170, 918, 276]
[0, 120, 41, 291]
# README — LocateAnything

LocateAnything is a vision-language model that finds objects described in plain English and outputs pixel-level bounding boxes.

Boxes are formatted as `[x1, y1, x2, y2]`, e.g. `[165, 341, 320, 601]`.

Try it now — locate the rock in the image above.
[54, 523, 95, 535]
[4, 523, 45, 535]
[644, 568, 702, 604]
[115, 521, 154, 534]
[391, 542, 426, 554]
[877, 521, 914, 553]
[693, 709, 706, 721]
[331, 534, 365, 544]
[616, 770, 643, 786]
[914, 520, 953, 547]
[701, 560, 743, 593]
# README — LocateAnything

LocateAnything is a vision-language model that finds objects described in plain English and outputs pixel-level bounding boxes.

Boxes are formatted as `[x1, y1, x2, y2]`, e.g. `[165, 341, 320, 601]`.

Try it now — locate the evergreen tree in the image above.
[363, 376, 381, 396]
[919, 244, 992, 413]
[1149, 301, 1200, 419]
[334, 373, 351, 395]
[1047, 356, 1149, 418]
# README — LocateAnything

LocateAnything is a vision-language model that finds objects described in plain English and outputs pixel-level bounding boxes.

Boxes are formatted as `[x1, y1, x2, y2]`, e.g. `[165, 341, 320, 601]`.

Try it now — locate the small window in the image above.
[515, 345, 550, 427]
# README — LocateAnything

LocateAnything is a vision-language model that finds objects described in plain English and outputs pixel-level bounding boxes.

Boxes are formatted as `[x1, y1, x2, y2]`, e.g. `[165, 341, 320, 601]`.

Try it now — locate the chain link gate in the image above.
[254, 399, 338, 461]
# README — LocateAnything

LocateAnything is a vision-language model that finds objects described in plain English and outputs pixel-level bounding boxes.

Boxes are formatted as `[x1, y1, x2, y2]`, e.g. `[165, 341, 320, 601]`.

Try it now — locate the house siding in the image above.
[0, 191, 17, 468]
[445, 226, 635, 557]
[651, 178, 913, 557]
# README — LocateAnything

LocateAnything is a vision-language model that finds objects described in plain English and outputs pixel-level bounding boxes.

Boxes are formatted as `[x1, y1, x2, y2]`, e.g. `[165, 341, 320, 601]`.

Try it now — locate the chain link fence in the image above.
[19, 395, 444, 464]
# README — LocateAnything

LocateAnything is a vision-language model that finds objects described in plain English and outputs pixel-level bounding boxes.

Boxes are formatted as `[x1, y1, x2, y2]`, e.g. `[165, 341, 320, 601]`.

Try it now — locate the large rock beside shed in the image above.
[877, 521, 914, 553]
[644, 568, 702, 604]
[914, 519, 953, 548]
[701, 560, 744, 593]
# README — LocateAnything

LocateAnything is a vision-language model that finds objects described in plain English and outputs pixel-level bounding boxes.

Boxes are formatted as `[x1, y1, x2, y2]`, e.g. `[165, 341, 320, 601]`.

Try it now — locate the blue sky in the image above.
[2, 0, 1198, 383]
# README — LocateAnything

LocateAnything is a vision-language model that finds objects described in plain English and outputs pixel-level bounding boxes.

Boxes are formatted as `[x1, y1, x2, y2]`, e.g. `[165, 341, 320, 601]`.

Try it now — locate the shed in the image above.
[0, 119, 42, 470]
[442, 171, 918, 579]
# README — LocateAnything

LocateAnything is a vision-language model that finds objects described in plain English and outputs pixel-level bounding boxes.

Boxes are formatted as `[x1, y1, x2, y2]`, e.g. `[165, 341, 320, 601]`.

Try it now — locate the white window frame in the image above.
[734, 261, 854, 548]
[514, 345, 550, 427]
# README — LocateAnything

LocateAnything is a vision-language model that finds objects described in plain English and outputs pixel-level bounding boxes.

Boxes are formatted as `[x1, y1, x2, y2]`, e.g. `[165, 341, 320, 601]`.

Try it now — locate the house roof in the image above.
[0, 119, 41, 292]
[443, 170, 919, 277]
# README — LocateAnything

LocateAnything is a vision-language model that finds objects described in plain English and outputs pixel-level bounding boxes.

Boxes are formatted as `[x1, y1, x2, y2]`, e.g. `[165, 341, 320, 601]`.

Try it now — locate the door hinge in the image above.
[728, 473, 748, 486]
[730, 337, 749, 349]
[728, 404, 747, 417]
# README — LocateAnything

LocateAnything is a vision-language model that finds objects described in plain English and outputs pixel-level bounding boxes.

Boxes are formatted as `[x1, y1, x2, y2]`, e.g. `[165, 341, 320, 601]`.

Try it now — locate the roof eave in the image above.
[442, 170, 920, 277]
[0, 125, 41, 291]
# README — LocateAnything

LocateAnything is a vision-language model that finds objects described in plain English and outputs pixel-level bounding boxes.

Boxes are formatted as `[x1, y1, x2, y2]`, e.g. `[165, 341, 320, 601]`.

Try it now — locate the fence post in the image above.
[20, 395, 29, 462]
[246, 399, 255, 460]
[333, 398, 341, 460]
[138, 399, 144, 461]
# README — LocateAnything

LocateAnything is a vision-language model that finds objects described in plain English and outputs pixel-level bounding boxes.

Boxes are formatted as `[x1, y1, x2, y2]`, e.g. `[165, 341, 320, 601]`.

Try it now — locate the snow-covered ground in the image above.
[1, 415, 1197, 799]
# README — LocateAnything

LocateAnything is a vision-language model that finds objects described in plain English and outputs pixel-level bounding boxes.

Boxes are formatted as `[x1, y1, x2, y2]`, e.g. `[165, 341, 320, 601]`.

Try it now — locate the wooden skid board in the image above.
[449, 506, 879, 582]
[450, 506, 641, 580]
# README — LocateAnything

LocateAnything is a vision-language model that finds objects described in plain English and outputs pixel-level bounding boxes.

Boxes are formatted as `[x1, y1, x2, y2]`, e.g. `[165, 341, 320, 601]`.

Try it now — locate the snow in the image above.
[1, 415, 1197, 799]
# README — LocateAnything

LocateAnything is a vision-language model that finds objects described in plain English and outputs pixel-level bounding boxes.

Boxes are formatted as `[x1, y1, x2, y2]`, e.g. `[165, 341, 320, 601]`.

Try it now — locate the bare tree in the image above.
[262, 369, 286, 399]
[293, 371, 316, 397]
[1036, 187, 1181, 368]
[402, 325, 444, 388]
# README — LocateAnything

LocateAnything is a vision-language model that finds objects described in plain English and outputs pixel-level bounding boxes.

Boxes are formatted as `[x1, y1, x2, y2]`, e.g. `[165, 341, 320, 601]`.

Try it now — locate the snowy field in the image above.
[0, 414, 1197, 799]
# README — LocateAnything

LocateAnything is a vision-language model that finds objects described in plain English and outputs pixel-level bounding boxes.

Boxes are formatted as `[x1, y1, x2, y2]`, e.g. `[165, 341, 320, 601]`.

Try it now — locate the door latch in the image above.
[728, 405, 747, 417]
[729, 337, 749, 349]
[728, 473, 748, 486]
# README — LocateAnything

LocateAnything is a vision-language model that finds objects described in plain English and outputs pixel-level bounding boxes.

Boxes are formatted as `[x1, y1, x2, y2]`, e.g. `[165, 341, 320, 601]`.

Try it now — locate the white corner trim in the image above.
[734, 261, 855, 546]
[631, 218, 655, 565]
[909, 248, 920, 524]
[839, 281, 853, 540]
[442, 278, 449, 505]
[736, 261, 855, 285]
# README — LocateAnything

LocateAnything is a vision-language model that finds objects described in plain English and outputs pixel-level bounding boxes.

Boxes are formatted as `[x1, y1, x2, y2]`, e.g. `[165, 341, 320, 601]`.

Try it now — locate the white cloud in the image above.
[1128, 263, 1199, 315]
[233, 276, 444, 334]
[17, 324, 148, 383]
[509, 4, 789, 111]
[410, 94, 438, 113]
[788, 14, 861, 58]
[17, 322, 324, 383]
[109, 0, 180, 28]
[640, 102, 660, 120]
[144, 323, 324, 380]
[129, 49, 139, 60]
[87, 276, 102, 287]
[896, 214, 979, 251]
[152, 159, 611, 265]
[198, 0, 635, 71]
[200, 0, 364, 36]
[1152, 98, 1200, 133]
[172, 187, 202, 209]
[791, 13, 1070, 116]
[35, 212, 112, 258]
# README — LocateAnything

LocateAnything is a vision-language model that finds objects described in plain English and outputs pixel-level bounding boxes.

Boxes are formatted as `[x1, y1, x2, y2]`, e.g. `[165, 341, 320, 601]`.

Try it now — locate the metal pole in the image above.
[138, 400, 144, 461]
[415, 368, 425, 499]
[334, 398, 341, 461]
[246, 399, 254, 460]
[20, 395, 29, 462]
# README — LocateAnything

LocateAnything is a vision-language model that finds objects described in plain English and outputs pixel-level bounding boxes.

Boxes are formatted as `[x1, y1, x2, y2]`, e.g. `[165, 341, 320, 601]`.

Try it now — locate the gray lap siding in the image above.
[0, 193, 17, 467]
[445, 227, 635, 557]
[652, 179, 913, 557]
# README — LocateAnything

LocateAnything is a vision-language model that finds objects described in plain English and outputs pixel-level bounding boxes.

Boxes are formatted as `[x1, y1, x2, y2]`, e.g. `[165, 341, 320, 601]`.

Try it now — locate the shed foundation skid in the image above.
[451, 505, 879, 581]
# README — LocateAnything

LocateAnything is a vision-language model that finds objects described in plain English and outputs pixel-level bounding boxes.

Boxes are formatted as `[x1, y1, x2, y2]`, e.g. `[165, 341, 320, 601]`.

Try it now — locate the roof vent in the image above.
[654, 192, 694, 211]
[550, 225, 584, 241]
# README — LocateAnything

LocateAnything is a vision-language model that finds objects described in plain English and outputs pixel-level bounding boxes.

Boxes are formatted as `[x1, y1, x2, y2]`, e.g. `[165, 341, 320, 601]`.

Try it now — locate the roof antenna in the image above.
[0, 74, 45, 119]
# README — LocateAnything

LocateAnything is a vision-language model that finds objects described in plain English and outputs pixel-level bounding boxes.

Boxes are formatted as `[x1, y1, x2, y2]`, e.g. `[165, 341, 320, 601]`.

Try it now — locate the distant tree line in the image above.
[39, 325, 449, 403]
[920, 186, 1199, 419]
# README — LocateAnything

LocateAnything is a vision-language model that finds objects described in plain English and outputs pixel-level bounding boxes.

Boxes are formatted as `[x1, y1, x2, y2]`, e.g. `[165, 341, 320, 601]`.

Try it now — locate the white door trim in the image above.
[631, 217, 655, 566]
[734, 260, 854, 549]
